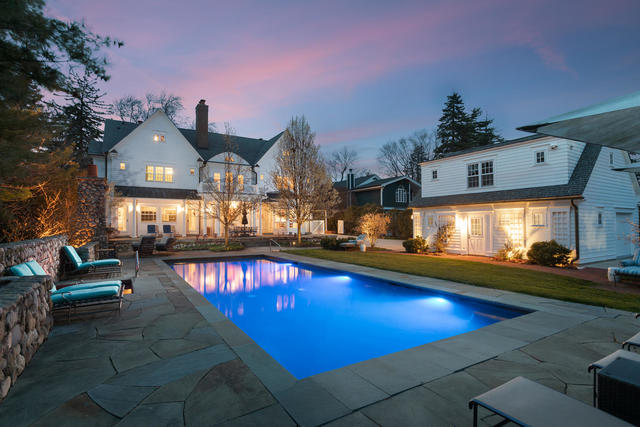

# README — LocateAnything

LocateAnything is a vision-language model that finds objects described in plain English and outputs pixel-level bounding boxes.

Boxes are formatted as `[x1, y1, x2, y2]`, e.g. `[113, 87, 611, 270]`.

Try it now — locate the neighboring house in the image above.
[334, 170, 420, 210]
[410, 134, 640, 263]
[90, 100, 323, 237]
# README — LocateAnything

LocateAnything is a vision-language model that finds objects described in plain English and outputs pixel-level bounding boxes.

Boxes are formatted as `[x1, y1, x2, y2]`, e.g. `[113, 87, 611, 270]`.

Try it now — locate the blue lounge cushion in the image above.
[617, 267, 640, 277]
[76, 259, 121, 271]
[26, 260, 47, 275]
[51, 285, 120, 305]
[53, 280, 121, 294]
[8, 263, 33, 277]
[63, 246, 83, 269]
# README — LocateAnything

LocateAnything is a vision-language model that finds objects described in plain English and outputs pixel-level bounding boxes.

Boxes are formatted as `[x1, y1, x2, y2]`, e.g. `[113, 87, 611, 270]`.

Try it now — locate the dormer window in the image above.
[153, 133, 166, 142]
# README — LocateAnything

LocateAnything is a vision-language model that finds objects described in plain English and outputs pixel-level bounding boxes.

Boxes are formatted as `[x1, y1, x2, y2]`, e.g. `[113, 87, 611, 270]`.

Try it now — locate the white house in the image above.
[90, 100, 324, 237]
[410, 134, 640, 264]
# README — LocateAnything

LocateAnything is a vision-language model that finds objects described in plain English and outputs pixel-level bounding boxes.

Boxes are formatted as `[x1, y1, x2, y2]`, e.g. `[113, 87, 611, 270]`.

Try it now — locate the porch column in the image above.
[258, 203, 263, 235]
[200, 200, 205, 236]
[132, 198, 138, 237]
[182, 200, 187, 236]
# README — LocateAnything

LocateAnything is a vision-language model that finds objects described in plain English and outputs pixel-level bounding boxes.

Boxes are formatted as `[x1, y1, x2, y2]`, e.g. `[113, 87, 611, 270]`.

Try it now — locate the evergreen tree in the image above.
[434, 92, 502, 157]
[53, 69, 108, 167]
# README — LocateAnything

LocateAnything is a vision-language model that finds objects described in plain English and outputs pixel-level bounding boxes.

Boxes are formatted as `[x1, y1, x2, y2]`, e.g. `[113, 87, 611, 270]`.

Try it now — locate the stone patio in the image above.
[0, 248, 638, 426]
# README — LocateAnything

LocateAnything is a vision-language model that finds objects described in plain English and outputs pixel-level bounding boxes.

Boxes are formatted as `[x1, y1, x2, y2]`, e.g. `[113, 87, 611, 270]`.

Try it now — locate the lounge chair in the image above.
[613, 252, 640, 284]
[339, 234, 367, 249]
[588, 349, 640, 406]
[7, 261, 128, 321]
[147, 224, 158, 235]
[156, 237, 177, 251]
[132, 235, 156, 257]
[62, 245, 121, 279]
[162, 224, 175, 236]
[468, 376, 632, 427]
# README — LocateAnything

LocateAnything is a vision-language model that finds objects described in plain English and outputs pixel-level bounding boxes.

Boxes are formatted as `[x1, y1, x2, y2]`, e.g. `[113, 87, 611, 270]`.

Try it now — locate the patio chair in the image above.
[62, 245, 121, 279]
[468, 376, 632, 427]
[147, 224, 158, 235]
[132, 235, 156, 257]
[620, 250, 640, 267]
[162, 224, 175, 236]
[588, 349, 640, 406]
[155, 237, 177, 251]
[339, 234, 367, 249]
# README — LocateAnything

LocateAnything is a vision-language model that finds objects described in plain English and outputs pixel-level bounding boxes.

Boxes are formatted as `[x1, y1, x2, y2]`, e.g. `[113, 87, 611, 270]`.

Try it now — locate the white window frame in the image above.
[531, 209, 546, 227]
[596, 209, 604, 227]
[432, 169, 438, 181]
[467, 160, 494, 188]
[152, 132, 166, 143]
[395, 186, 407, 203]
[162, 207, 177, 222]
[470, 217, 483, 237]
[534, 150, 547, 165]
[145, 165, 174, 183]
[140, 207, 156, 222]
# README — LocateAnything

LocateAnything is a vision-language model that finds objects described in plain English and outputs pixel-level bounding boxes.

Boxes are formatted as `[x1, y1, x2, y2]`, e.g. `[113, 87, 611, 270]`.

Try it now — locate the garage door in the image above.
[615, 213, 633, 258]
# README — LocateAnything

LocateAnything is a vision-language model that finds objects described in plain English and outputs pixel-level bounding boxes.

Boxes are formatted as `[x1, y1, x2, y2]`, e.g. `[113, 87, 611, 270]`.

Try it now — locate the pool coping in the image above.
[158, 251, 630, 426]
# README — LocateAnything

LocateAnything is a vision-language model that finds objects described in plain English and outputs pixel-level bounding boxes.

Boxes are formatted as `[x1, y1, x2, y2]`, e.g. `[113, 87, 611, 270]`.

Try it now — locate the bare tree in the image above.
[111, 91, 184, 122]
[112, 95, 144, 122]
[202, 123, 261, 247]
[377, 129, 435, 180]
[272, 116, 340, 244]
[326, 146, 358, 181]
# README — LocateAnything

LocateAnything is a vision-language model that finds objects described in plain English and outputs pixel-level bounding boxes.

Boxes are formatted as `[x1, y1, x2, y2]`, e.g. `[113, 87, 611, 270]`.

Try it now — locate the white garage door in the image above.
[615, 213, 633, 258]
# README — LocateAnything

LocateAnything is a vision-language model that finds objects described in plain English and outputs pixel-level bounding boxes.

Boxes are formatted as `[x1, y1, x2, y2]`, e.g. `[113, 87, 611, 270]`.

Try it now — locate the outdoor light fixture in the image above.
[128, 204, 133, 212]
[177, 205, 184, 213]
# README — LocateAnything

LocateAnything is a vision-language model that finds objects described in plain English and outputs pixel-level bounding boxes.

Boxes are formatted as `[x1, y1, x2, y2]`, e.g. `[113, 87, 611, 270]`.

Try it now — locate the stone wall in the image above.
[0, 235, 68, 281]
[0, 276, 53, 400]
[75, 177, 108, 247]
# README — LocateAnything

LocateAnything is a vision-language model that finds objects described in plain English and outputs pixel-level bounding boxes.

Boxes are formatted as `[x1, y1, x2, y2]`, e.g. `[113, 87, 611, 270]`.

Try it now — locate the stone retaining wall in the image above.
[0, 276, 53, 401]
[0, 235, 68, 281]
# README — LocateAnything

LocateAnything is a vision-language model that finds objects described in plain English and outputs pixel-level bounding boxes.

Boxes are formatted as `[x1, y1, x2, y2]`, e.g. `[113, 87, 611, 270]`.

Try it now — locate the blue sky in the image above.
[48, 0, 640, 171]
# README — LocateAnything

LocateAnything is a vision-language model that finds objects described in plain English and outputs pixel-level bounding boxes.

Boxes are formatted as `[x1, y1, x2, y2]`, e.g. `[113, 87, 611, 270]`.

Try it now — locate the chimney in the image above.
[347, 169, 355, 189]
[196, 99, 208, 149]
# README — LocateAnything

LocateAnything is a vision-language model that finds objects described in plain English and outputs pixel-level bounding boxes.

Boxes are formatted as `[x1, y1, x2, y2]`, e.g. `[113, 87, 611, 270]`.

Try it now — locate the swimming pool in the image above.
[171, 257, 527, 379]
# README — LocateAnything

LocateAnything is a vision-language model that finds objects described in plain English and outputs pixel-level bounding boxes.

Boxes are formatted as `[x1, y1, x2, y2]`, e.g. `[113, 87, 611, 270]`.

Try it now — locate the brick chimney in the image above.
[195, 99, 208, 149]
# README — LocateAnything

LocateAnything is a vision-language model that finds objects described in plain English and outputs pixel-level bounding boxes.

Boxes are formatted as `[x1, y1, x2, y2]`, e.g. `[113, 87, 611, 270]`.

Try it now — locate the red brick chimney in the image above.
[196, 100, 208, 149]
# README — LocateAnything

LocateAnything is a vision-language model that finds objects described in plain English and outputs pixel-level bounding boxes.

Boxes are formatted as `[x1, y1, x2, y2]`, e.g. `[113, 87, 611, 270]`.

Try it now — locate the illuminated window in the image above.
[162, 208, 177, 222]
[146, 165, 173, 182]
[145, 165, 154, 181]
[238, 175, 244, 191]
[531, 210, 545, 227]
[437, 215, 454, 226]
[120, 162, 126, 170]
[213, 172, 221, 189]
[226, 172, 233, 185]
[470, 217, 483, 237]
[164, 167, 173, 183]
[153, 133, 166, 142]
[155, 166, 164, 182]
[260, 174, 264, 180]
[140, 207, 156, 222]
[189, 168, 195, 175]
[225, 155, 234, 162]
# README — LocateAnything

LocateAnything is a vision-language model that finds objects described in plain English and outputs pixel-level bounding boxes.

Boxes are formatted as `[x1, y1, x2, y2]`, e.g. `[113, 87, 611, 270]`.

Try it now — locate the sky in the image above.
[47, 0, 640, 171]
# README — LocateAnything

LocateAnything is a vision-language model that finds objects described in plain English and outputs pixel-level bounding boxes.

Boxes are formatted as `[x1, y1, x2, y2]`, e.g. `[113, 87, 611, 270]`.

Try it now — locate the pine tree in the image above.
[54, 69, 108, 167]
[434, 92, 502, 157]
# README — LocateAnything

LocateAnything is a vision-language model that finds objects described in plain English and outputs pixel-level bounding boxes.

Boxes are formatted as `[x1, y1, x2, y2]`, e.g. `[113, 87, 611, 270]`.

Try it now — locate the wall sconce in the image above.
[128, 204, 133, 212]
[136, 205, 141, 212]
[177, 205, 184, 213]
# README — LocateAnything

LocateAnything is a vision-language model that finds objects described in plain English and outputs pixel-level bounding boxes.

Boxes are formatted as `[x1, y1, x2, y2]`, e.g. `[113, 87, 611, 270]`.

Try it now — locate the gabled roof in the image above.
[333, 174, 379, 189]
[90, 119, 283, 166]
[354, 176, 420, 190]
[410, 143, 602, 208]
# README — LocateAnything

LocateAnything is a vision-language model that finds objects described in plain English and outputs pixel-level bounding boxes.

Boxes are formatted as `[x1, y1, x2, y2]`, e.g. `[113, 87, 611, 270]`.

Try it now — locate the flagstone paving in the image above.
[0, 249, 638, 426]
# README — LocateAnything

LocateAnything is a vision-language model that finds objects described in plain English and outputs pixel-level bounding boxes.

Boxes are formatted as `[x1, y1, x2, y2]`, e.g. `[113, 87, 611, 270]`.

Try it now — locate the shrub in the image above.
[210, 242, 244, 252]
[434, 223, 454, 253]
[403, 236, 429, 254]
[494, 239, 524, 262]
[320, 237, 350, 250]
[358, 212, 390, 247]
[526, 240, 572, 267]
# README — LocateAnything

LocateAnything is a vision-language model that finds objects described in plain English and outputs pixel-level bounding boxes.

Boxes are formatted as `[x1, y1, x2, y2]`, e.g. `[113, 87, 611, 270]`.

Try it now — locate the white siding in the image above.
[421, 137, 583, 198]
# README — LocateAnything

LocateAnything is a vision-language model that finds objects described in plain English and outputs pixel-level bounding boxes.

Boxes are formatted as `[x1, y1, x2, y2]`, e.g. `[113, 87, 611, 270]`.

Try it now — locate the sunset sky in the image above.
[48, 0, 640, 171]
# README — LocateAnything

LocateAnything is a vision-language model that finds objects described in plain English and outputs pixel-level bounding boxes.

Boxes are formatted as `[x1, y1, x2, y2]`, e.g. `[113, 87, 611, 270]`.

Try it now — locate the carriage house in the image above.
[89, 100, 325, 238]
[410, 134, 640, 264]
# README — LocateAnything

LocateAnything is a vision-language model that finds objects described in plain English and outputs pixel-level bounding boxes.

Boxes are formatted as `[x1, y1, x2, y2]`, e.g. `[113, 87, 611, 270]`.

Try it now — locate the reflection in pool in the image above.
[172, 257, 525, 378]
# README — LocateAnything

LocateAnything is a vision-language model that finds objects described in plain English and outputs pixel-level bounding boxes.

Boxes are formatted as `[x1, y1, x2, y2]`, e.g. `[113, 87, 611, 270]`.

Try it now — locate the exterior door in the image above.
[187, 207, 199, 234]
[616, 213, 633, 258]
[468, 215, 486, 255]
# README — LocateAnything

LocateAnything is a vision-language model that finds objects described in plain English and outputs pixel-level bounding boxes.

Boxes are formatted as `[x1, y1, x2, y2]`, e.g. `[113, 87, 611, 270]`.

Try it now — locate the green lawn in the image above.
[284, 249, 640, 312]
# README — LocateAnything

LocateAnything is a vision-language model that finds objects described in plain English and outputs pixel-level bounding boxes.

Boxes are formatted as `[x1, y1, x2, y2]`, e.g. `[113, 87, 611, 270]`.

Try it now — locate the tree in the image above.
[111, 91, 184, 122]
[272, 116, 339, 244]
[434, 91, 502, 157]
[326, 146, 358, 181]
[358, 212, 390, 248]
[377, 130, 434, 180]
[52, 69, 108, 167]
[202, 124, 261, 247]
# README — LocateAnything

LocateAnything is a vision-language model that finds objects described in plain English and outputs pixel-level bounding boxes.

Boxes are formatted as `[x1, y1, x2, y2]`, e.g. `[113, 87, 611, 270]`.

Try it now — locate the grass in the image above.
[284, 249, 640, 312]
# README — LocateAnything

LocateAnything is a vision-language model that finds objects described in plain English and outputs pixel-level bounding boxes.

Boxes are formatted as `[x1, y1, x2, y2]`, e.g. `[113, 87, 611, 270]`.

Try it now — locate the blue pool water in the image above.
[171, 257, 526, 378]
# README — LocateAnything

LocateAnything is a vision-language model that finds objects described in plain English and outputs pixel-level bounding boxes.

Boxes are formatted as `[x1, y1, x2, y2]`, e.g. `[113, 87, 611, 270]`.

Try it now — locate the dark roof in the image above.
[333, 174, 379, 189]
[410, 143, 602, 208]
[91, 119, 283, 166]
[355, 176, 414, 190]
[114, 186, 200, 200]
[432, 134, 548, 161]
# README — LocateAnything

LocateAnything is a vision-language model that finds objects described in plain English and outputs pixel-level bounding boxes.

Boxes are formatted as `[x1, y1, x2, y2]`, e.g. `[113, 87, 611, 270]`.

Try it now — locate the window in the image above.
[481, 161, 494, 186]
[597, 211, 603, 226]
[116, 207, 127, 231]
[189, 168, 195, 176]
[225, 172, 233, 186]
[164, 167, 173, 183]
[535, 151, 545, 164]
[260, 174, 264, 181]
[213, 172, 221, 189]
[432, 169, 438, 180]
[120, 162, 126, 170]
[145, 165, 154, 181]
[155, 166, 164, 182]
[610, 152, 614, 166]
[225, 155, 234, 162]
[531, 210, 545, 227]
[145, 165, 174, 182]
[470, 217, 483, 237]
[395, 186, 407, 203]
[162, 208, 177, 222]
[467, 164, 479, 188]
[153, 133, 166, 142]
[551, 211, 569, 246]
[427, 216, 434, 227]
[140, 207, 156, 222]
[251, 171, 257, 185]
[437, 215, 455, 226]
[238, 175, 244, 191]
